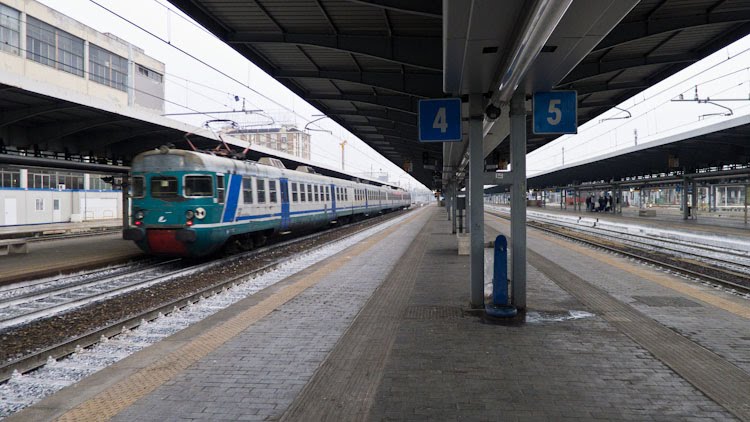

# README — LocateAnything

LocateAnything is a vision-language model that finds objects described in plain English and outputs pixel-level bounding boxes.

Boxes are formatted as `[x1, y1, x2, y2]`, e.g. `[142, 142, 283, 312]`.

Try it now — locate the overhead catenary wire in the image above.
[85, 0, 420, 181]
[534, 45, 750, 158]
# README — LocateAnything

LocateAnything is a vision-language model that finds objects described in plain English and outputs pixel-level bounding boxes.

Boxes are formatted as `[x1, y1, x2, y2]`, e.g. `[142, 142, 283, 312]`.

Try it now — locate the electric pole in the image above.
[340, 140, 347, 171]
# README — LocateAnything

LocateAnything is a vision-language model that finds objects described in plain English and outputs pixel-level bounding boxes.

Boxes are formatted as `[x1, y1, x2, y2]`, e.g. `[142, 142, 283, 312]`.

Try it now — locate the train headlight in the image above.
[194, 207, 206, 220]
[185, 210, 195, 220]
[134, 210, 145, 220]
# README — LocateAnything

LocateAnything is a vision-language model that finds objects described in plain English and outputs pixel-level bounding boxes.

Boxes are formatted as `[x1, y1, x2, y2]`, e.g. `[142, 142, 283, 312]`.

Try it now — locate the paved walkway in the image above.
[10, 205, 749, 421]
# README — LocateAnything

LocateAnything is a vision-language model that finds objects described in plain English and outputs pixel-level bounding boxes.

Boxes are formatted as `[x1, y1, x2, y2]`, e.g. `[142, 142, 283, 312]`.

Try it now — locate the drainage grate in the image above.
[404, 305, 464, 320]
[633, 296, 702, 308]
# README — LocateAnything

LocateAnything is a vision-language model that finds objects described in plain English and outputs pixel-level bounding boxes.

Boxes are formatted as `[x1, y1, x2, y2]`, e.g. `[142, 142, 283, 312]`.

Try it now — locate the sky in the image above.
[36, 0, 427, 192]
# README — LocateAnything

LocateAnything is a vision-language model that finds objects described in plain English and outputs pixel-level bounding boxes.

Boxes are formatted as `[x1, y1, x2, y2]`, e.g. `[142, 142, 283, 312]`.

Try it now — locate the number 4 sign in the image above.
[418, 98, 462, 142]
[532, 91, 577, 134]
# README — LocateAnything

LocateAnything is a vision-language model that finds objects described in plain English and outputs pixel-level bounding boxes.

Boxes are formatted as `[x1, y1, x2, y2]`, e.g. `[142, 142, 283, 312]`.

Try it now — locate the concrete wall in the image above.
[134, 65, 165, 113]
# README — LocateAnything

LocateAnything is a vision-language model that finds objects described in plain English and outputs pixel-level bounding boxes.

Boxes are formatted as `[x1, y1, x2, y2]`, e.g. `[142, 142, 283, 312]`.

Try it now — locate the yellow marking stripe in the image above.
[57, 212, 422, 422]
[488, 214, 750, 319]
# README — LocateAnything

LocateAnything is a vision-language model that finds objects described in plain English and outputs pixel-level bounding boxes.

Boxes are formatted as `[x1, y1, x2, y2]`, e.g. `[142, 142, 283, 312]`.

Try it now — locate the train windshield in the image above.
[150, 176, 178, 198]
[184, 175, 213, 197]
[131, 176, 144, 198]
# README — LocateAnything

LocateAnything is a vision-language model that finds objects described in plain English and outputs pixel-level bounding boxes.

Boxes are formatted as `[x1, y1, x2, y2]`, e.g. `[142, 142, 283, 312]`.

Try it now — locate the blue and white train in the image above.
[123, 148, 410, 256]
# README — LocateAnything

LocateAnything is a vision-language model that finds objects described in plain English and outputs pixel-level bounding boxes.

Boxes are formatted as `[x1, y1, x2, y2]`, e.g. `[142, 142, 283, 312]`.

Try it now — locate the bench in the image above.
[0, 239, 28, 255]
[638, 209, 657, 217]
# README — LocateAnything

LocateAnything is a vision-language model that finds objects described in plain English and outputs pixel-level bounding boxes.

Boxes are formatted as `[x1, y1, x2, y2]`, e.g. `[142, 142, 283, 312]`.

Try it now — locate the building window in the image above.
[89, 44, 128, 91]
[0, 4, 20, 55]
[257, 178, 266, 203]
[28, 172, 51, 189]
[35, 198, 44, 211]
[137, 64, 163, 83]
[0, 167, 20, 187]
[242, 177, 254, 204]
[26, 16, 84, 76]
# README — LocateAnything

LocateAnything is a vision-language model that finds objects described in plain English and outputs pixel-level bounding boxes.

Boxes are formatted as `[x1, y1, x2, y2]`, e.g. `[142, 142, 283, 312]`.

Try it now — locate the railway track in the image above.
[0, 209, 412, 384]
[487, 208, 750, 295]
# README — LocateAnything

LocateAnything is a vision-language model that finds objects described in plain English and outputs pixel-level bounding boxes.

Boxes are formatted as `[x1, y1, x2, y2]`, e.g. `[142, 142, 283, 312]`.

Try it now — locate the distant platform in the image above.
[0, 219, 122, 240]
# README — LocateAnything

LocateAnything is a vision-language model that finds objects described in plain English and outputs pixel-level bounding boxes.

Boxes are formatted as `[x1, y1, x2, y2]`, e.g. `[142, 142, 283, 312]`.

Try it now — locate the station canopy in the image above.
[5, 1, 748, 187]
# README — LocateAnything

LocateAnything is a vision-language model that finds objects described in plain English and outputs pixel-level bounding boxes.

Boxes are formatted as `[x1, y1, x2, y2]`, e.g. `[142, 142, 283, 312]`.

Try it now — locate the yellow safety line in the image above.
[488, 214, 750, 319]
[56, 211, 425, 422]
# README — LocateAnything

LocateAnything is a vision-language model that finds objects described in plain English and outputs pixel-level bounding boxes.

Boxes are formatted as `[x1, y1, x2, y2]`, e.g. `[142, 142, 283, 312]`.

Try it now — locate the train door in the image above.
[330, 183, 337, 219]
[280, 178, 290, 230]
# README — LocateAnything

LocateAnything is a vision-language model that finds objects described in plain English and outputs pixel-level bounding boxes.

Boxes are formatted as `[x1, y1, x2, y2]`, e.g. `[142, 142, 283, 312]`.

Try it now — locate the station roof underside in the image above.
[0, 83, 395, 185]
[526, 121, 750, 190]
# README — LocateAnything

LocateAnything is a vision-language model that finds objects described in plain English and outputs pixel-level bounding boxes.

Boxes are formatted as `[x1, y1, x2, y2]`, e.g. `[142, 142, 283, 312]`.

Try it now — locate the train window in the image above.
[131, 176, 144, 198]
[216, 175, 225, 203]
[307, 184, 313, 202]
[326, 186, 330, 202]
[184, 175, 213, 197]
[291, 182, 298, 202]
[314, 185, 319, 202]
[150, 176, 178, 198]
[269, 180, 277, 203]
[299, 184, 306, 202]
[257, 179, 266, 203]
[242, 177, 253, 204]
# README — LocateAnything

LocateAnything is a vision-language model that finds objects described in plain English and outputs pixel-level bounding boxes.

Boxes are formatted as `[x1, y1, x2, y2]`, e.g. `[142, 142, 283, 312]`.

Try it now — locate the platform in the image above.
[8, 205, 750, 421]
[0, 219, 122, 240]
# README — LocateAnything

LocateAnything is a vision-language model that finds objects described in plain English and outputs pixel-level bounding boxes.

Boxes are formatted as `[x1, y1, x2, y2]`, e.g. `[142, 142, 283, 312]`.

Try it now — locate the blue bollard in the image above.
[493, 235, 509, 306]
[485, 234, 517, 318]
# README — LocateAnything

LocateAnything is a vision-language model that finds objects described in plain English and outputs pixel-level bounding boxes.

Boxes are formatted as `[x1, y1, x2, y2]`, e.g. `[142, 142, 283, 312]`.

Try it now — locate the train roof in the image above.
[131, 148, 407, 192]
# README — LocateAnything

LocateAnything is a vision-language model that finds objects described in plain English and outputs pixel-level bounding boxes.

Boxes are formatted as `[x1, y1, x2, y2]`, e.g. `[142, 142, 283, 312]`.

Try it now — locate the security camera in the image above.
[485, 103, 502, 120]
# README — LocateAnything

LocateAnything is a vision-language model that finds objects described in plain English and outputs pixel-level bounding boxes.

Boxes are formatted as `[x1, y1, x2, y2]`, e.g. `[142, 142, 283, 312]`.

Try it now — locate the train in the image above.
[122, 147, 411, 257]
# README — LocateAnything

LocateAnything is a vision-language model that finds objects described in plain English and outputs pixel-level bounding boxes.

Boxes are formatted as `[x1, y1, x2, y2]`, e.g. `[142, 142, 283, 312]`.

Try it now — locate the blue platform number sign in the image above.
[533, 91, 577, 135]
[418, 98, 462, 142]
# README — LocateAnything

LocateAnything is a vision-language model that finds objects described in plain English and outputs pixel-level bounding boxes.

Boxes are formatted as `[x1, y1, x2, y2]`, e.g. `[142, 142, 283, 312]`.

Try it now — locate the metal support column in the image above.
[745, 184, 748, 225]
[466, 172, 471, 234]
[510, 91, 527, 310]
[691, 180, 698, 220]
[121, 176, 129, 231]
[682, 177, 689, 220]
[469, 94, 485, 308]
[451, 182, 458, 234]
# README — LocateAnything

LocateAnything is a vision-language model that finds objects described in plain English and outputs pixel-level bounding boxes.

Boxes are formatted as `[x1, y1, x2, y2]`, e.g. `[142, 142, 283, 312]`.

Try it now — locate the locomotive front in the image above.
[123, 149, 229, 257]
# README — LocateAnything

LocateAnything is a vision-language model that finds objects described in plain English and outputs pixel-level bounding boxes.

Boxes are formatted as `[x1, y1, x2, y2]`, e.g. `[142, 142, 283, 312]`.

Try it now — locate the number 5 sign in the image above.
[418, 98, 462, 142]
[532, 91, 577, 134]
